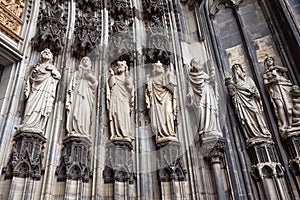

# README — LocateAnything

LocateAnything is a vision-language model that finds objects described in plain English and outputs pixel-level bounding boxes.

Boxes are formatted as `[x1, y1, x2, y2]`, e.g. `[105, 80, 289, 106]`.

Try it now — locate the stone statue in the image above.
[263, 56, 293, 132]
[225, 64, 271, 145]
[66, 57, 98, 136]
[187, 58, 222, 138]
[290, 85, 300, 131]
[146, 61, 177, 143]
[18, 48, 61, 134]
[107, 61, 134, 142]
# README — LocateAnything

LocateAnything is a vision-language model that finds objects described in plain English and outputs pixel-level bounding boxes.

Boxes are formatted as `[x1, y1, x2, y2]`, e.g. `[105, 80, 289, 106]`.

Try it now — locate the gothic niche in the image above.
[73, 2, 101, 58]
[56, 57, 98, 182]
[142, 0, 171, 65]
[145, 61, 186, 182]
[3, 48, 60, 180]
[32, 0, 66, 55]
[103, 60, 135, 183]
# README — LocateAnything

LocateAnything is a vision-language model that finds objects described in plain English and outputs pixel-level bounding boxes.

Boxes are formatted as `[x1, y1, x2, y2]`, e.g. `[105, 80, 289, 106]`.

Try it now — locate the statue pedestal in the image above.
[56, 134, 92, 182]
[3, 132, 46, 180]
[156, 140, 186, 182]
[103, 140, 134, 183]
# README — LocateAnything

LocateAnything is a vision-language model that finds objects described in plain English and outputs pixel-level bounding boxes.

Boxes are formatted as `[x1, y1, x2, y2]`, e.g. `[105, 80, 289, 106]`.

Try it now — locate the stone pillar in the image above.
[202, 137, 226, 199]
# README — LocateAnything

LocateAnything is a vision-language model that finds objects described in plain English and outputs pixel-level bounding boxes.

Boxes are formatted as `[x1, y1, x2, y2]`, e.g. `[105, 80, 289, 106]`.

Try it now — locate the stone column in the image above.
[202, 137, 226, 199]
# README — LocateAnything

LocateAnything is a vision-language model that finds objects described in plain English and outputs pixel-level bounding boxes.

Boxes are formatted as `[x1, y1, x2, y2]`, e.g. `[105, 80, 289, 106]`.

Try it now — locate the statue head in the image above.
[231, 63, 245, 82]
[190, 58, 202, 71]
[79, 57, 92, 70]
[153, 60, 164, 74]
[116, 60, 128, 74]
[40, 48, 53, 63]
[264, 55, 275, 68]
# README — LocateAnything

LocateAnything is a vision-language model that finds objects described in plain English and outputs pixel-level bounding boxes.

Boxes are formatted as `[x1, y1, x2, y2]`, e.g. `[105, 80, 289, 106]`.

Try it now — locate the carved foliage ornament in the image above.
[0, 1, 23, 41]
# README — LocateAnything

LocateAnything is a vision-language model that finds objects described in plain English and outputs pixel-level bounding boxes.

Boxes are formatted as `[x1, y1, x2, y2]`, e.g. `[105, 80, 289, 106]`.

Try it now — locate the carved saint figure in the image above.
[225, 64, 271, 145]
[18, 48, 61, 134]
[146, 61, 177, 143]
[263, 56, 293, 132]
[290, 85, 300, 127]
[66, 57, 98, 136]
[107, 61, 134, 142]
[187, 58, 222, 137]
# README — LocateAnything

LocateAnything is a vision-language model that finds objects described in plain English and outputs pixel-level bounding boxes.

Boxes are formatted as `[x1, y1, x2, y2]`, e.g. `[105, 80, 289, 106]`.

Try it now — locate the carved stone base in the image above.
[103, 140, 134, 184]
[3, 132, 46, 180]
[282, 135, 300, 176]
[156, 141, 187, 182]
[248, 143, 284, 180]
[56, 135, 92, 182]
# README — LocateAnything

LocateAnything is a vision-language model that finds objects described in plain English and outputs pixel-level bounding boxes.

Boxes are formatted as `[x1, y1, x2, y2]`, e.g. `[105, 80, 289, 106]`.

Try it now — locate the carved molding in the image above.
[156, 141, 187, 182]
[103, 141, 134, 184]
[56, 135, 92, 182]
[0, 3, 23, 41]
[3, 132, 46, 180]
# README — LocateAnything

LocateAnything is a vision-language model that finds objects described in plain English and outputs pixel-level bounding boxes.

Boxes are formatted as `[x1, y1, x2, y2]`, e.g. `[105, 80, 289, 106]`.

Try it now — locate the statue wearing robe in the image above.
[226, 64, 272, 145]
[146, 61, 177, 144]
[66, 57, 98, 136]
[18, 48, 61, 134]
[187, 58, 222, 138]
[263, 56, 293, 132]
[107, 61, 134, 142]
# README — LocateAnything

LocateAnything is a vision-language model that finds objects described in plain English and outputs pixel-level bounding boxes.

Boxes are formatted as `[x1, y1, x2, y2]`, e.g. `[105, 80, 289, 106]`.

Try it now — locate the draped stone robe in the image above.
[146, 73, 177, 143]
[188, 69, 222, 137]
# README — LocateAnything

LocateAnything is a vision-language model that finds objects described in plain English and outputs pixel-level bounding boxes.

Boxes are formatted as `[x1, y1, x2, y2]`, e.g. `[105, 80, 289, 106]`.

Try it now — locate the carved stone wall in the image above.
[0, 0, 300, 199]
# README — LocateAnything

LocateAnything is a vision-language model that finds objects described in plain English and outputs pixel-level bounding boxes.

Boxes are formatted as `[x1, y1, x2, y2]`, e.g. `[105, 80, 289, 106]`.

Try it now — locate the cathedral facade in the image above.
[0, 0, 300, 199]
